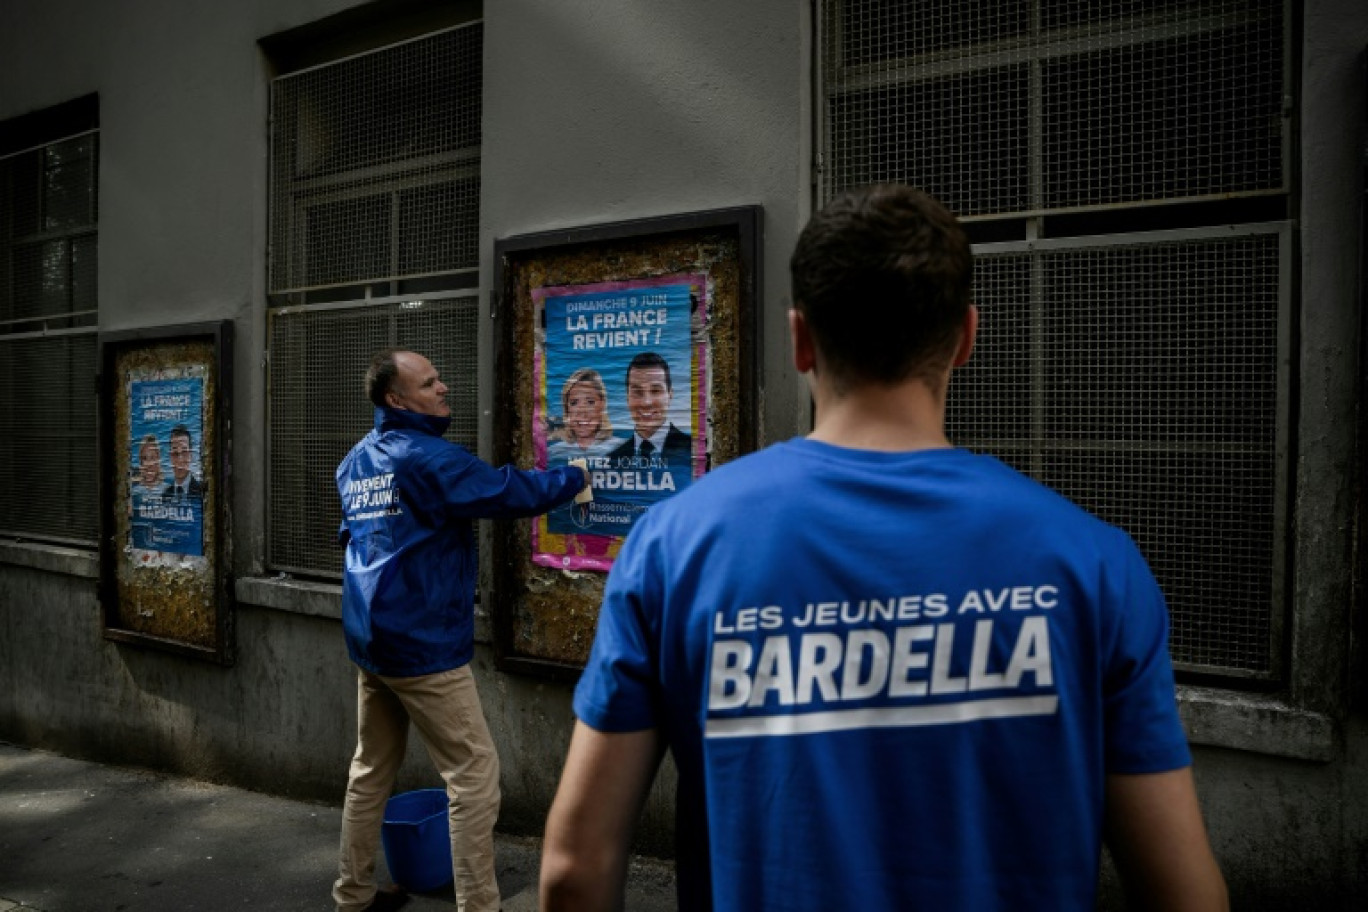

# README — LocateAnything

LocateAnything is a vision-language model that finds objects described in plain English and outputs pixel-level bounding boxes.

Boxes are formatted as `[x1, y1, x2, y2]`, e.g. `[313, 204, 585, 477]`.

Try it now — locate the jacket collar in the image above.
[375, 405, 451, 438]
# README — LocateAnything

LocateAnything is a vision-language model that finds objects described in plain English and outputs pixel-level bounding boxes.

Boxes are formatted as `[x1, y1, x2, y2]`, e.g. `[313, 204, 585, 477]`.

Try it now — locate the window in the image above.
[267, 22, 483, 577]
[0, 97, 100, 546]
[818, 1, 1289, 682]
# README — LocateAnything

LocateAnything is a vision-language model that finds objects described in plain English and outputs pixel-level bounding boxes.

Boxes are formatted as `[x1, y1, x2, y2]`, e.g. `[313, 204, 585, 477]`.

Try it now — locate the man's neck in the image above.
[806, 375, 951, 453]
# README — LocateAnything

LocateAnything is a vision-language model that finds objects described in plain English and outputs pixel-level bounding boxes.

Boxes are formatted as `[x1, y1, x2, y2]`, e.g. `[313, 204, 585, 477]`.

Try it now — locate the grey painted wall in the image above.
[1, 0, 1365, 905]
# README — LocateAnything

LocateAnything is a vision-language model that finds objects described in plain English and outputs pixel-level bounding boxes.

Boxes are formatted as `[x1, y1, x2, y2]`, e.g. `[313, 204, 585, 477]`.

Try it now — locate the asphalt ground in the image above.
[0, 742, 676, 912]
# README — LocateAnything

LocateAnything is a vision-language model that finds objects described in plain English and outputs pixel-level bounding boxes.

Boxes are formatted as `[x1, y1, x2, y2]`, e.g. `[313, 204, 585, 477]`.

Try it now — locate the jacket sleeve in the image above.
[421, 445, 585, 520]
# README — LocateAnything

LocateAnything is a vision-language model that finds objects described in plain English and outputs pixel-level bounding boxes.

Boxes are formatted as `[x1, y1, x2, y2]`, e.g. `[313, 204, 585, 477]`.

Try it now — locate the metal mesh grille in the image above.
[827, 64, 1031, 216]
[821, 0, 1285, 215]
[0, 133, 98, 544]
[948, 229, 1282, 675]
[269, 24, 483, 293]
[268, 296, 479, 576]
[1, 134, 98, 325]
[821, 1, 1289, 681]
[0, 333, 98, 544]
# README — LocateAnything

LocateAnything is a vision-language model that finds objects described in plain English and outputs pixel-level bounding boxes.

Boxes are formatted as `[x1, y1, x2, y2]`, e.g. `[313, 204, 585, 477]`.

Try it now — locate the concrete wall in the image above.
[1, 0, 1365, 904]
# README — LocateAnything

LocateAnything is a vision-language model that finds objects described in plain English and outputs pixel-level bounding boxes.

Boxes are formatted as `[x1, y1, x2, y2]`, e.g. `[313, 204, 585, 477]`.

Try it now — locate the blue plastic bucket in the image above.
[381, 788, 453, 892]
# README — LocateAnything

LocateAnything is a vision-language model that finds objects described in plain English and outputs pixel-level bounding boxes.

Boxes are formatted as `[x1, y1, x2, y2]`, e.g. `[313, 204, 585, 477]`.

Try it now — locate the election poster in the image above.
[491, 207, 757, 674]
[100, 323, 233, 664]
[532, 274, 708, 572]
[127, 369, 206, 561]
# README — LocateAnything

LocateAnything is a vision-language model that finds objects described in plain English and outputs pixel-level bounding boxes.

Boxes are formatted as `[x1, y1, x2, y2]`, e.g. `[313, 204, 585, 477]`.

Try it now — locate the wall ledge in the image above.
[235, 574, 495, 643]
[234, 575, 341, 619]
[0, 550, 1343, 762]
[1179, 685, 1337, 762]
[0, 539, 99, 579]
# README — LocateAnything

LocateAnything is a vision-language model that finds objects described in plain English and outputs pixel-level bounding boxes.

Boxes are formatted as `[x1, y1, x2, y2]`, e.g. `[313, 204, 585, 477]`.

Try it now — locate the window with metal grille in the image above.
[818, 1, 1289, 681]
[821, 1, 1285, 216]
[0, 126, 99, 546]
[267, 296, 479, 576]
[267, 22, 483, 577]
[269, 23, 482, 298]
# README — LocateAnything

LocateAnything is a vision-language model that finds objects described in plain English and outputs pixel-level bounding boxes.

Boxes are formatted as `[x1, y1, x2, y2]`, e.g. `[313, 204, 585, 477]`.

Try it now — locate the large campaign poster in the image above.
[128, 371, 206, 561]
[532, 274, 708, 572]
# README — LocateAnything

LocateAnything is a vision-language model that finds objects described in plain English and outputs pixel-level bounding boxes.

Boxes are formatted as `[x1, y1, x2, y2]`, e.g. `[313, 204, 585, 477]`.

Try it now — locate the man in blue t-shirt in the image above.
[540, 185, 1228, 911]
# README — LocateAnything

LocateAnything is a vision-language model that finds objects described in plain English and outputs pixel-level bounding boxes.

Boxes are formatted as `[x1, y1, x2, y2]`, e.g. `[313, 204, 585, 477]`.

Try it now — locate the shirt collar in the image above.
[375, 405, 452, 438]
[636, 425, 669, 451]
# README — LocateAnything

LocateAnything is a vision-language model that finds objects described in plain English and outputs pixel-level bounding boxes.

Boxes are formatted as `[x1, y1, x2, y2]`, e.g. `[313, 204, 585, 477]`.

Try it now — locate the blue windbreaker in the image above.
[337, 406, 584, 676]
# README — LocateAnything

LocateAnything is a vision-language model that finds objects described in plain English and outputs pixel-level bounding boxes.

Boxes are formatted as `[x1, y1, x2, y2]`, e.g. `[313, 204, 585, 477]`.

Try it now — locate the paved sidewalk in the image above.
[0, 742, 675, 912]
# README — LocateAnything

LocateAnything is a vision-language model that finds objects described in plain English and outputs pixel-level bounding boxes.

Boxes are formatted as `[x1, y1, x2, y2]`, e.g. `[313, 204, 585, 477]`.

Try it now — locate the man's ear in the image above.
[952, 304, 978, 368]
[789, 307, 817, 374]
[384, 387, 403, 409]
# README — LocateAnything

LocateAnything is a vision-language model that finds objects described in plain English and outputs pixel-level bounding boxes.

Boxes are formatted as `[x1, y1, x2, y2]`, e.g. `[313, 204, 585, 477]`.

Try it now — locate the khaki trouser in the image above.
[333, 665, 501, 912]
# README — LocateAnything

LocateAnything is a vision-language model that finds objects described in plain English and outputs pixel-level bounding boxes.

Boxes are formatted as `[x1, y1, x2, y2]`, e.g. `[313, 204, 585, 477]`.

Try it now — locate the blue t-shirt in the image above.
[573, 440, 1191, 911]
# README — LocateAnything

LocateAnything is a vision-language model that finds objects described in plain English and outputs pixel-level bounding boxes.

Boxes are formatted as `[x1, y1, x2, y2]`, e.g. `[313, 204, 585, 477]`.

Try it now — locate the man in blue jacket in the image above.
[333, 348, 588, 912]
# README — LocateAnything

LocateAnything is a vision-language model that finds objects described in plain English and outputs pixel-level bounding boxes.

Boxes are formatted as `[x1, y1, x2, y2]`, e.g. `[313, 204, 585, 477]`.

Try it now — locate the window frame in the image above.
[262, 16, 486, 579]
[810, 0, 1343, 759]
[0, 116, 100, 548]
[814, 1, 1292, 218]
[263, 288, 481, 578]
[967, 221, 1294, 682]
[266, 20, 483, 303]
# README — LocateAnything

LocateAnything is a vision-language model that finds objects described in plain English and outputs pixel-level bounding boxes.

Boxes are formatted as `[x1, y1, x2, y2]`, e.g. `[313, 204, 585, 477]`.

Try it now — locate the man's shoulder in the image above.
[339, 427, 465, 478]
[966, 454, 1119, 528]
[656, 442, 1114, 534]
[386, 426, 465, 458]
[645, 442, 796, 518]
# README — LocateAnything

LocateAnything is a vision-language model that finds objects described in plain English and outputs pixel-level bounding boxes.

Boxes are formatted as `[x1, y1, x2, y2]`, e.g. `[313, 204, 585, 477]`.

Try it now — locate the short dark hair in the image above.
[625, 351, 671, 393]
[169, 425, 192, 446]
[366, 348, 404, 408]
[790, 184, 973, 387]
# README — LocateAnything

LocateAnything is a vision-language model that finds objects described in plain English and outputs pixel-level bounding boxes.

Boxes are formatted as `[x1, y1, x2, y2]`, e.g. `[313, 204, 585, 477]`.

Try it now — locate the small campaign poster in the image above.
[101, 323, 232, 663]
[128, 371, 206, 560]
[532, 274, 708, 572]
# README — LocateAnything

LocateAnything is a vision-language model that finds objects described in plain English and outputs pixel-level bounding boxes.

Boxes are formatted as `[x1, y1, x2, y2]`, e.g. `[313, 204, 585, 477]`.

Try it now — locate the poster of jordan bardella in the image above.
[531, 274, 709, 573]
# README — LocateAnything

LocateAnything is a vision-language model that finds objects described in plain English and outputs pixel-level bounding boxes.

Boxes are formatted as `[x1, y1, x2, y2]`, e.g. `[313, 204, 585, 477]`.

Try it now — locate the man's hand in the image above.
[540, 722, 663, 912]
[569, 458, 593, 503]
